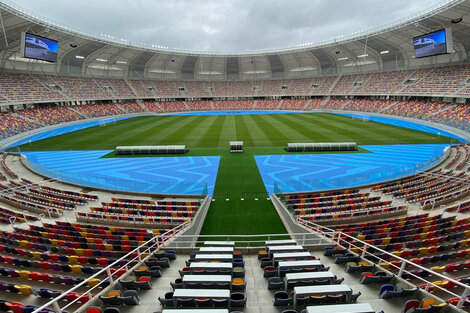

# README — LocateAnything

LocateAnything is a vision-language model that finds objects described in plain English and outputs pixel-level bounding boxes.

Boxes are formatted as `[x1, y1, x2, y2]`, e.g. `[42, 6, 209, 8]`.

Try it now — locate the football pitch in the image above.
[15, 113, 454, 235]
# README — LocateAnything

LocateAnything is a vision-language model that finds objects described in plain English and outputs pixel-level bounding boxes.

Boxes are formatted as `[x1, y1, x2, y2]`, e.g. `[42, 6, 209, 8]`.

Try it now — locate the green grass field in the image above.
[13, 113, 455, 236]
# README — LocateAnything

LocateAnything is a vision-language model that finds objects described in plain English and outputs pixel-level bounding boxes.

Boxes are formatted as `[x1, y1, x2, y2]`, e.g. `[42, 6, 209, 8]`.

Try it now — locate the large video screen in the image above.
[23, 33, 58, 62]
[413, 29, 450, 58]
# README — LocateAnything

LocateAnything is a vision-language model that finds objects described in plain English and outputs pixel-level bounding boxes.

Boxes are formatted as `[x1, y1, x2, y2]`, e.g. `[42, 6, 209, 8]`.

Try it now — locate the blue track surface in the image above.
[22, 150, 220, 196]
[7, 117, 132, 149]
[255, 144, 449, 195]
[335, 113, 465, 142]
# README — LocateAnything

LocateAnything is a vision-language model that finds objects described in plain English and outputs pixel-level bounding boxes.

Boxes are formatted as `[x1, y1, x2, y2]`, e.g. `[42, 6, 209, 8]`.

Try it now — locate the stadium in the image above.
[0, 0, 469, 313]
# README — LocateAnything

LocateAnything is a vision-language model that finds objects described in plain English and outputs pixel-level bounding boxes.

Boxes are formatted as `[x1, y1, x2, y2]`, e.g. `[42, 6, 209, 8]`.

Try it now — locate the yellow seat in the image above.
[422, 298, 436, 308]
[350, 248, 359, 253]
[31, 251, 41, 259]
[137, 267, 148, 271]
[380, 262, 390, 269]
[141, 252, 149, 259]
[357, 235, 366, 241]
[87, 278, 100, 287]
[75, 248, 84, 256]
[382, 237, 391, 245]
[107, 290, 121, 297]
[17, 270, 30, 279]
[419, 247, 430, 255]
[70, 265, 82, 273]
[232, 278, 246, 290]
[18, 240, 28, 248]
[104, 243, 113, 251]
[392, 251, 402, 257]
[430, 266, 445, 273]
[50, 239, 59, 246]
[15, 285, 33, 295]
[68, 255, 78, 263]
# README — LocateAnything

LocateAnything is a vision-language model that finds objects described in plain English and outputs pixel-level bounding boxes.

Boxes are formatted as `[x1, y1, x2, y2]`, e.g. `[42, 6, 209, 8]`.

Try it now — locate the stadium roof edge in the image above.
[0, 0, 469, 79]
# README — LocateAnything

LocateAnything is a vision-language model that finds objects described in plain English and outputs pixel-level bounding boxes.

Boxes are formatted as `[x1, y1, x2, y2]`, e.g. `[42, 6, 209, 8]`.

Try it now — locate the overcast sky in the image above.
[10, 0, 444, 52]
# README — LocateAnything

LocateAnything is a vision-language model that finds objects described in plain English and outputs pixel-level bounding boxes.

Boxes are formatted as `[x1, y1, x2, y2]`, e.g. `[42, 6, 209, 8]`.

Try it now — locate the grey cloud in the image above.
[10, 0, 443, 52]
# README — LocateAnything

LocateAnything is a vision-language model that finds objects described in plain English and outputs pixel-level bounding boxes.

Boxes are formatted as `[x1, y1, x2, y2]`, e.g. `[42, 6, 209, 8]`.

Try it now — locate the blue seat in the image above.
[378, 284, 395, 299]
[36, 288, 53, 298]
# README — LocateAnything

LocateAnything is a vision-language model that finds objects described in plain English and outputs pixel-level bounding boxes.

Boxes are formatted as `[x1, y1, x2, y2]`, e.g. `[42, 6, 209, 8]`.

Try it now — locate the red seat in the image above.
[29, 272, 41, 281]
[39, 261, 51, 270]
[39, 273, 52, 282]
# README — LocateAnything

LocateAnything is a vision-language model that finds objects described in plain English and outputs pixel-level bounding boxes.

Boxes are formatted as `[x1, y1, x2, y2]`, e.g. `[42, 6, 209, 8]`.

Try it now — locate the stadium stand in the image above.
[154, 81, 181, 98]
[117, 101, 145, 114]
[256, 99, 280, 110]
[279, 98, 307, 110]
[342, 99, 393, 113]
[53, 76, 111, 100]
[0, 112, 41, 139]
[0, 73, 64, 104]
[186, 100, 212, 111]
[184, 81, 212, 98]
[141, 101, 163, 112]
[323, 98, 349, 110]
[17, 106, 84, 125]
[382, 100, 448, 119]
[159, 101, 188, 112]
[213, 99, 254, 110]
[72, 103, 123, 118]
[106, 79, 136, 98]
[128, 80, 155, 98]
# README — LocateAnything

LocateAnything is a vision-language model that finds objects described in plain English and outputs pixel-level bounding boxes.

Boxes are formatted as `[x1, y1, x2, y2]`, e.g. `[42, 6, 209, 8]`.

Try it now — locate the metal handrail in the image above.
[298, 218, 470, 309]
[31, 221, 190, 313]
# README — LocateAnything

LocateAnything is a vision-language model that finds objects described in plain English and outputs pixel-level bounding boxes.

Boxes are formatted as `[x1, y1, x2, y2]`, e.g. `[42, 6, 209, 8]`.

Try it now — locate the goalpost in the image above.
[99, 119, 117, 127]
[351, 115, 369, 122]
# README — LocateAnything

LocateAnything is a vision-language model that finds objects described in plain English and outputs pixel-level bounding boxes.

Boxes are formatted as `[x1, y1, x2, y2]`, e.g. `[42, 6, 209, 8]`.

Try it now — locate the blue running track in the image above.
[22, 150, 220, 196]
[255, 144, 449, 195]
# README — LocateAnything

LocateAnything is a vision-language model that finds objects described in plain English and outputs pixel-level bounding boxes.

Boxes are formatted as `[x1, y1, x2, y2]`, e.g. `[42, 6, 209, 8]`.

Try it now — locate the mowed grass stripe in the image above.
[240, 115, 271, 147]
[263, 114, 313, 143]
[322, 114, 416, 143]
[294, 114, 380, 142]
[234, 115, 255, 147]
[249, 115, 289, 146]
[284, 113, 354, 142]
[271, 114, 335, 142]
[177, 116, 215, 148]
[155, 115, 204, 145]
[324, 114, 446, 144]
[100, 116, 182, 144]
[197, 116, 226, 148]
[217, 115, 236, 147]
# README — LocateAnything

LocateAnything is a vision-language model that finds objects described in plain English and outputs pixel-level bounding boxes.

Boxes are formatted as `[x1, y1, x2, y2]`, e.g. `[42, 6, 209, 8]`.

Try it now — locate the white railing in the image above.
[166, 232, 329, 248]
[297, 218, 470, 309]
[32, 221, 190, 313]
